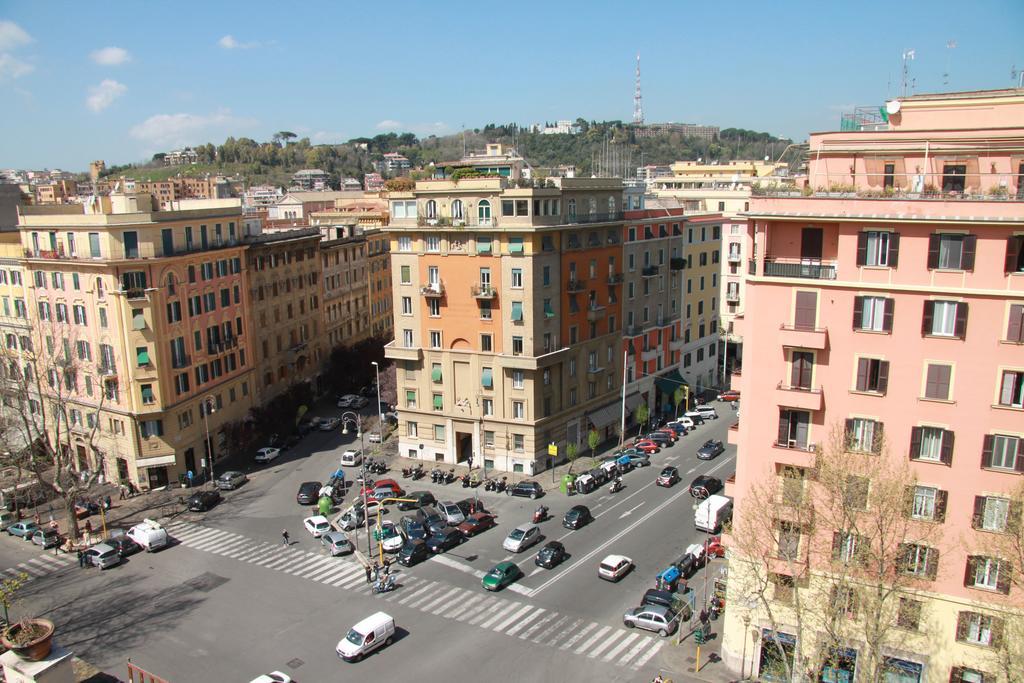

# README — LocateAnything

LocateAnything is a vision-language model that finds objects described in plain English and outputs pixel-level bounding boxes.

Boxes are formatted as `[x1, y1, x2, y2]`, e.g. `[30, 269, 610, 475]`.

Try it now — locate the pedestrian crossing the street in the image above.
[1, 551, 75, 583]
[165, 520, 663, 669]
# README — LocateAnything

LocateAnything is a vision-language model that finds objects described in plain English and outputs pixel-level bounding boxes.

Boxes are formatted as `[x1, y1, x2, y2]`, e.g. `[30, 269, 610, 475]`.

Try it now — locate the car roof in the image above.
[494, 561, 515, 571]
[640, 604, 673, 616]
[300, 481, 320, 487]
[602, 554, 630, 564]
[570, 505, 589, 512]
[514, 523, 539, 532]
[305, 515, 329, 524]
[90, 542, 115, 553]
[543, 540, 564, 549]
[323, 531, 347, 541]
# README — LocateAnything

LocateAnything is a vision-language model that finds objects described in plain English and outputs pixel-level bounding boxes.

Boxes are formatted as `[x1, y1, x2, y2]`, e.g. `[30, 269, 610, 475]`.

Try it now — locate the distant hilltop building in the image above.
[243, 185, 284, 208]
[433, 143, 526, 181]
[633, 123, 720, 142]
[290, 169, 331, 191]
[376, 153, 411, 177]
[363, 172, 385, 192]
[340, 177, 362, 191]
[163, 147, 199, 166]
[530, 120, 581, 135]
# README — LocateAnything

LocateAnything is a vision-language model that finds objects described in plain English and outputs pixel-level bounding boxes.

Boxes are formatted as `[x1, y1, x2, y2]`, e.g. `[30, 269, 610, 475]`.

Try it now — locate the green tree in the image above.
[566, 443, 579, 474]
[634, 403, 649, 433]
[0, 571, 28, 625]
[587, 429, 600, 453]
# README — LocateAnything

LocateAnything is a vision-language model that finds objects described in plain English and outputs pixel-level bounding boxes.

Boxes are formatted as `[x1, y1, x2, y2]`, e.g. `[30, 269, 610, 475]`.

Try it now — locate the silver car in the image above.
[623, 604, 680, 637]
[216, 471, 248, 490]
[321, 531, 354, 556]
[502, 523, 541, 553]
[85, 543, 122, 570]
[439, 501, 465, 526]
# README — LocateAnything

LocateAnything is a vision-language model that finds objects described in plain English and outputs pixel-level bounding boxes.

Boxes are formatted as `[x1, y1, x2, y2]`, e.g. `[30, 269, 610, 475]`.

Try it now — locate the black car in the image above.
[645, 432, 674, 447]
[296, 481, 322, 505]
[642, 588, 692, 620]
[399, 516, 428, 541]
[535, 541, 567, 569]
[187, 489, 222, 512]
[415, 508, 448, 534]
[696, 440, 725, 461]
[562, 505, 592, 530]
[508, 481, 543, 500]
[425, 527, 464, 553]
[282, 433, 302, 450]
[397, 491, 437, 511]
[397, 539, 429, 566]
[104, 534, 142, 557]
[689, 475, 724, 499]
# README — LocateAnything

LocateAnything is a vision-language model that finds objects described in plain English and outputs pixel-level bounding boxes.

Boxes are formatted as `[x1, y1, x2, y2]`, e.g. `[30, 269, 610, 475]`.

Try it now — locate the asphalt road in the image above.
[0, 403, 737, 683]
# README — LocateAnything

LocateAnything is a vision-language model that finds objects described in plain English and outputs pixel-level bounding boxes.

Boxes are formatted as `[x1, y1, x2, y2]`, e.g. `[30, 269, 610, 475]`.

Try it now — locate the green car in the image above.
[482, 561, 521, 591]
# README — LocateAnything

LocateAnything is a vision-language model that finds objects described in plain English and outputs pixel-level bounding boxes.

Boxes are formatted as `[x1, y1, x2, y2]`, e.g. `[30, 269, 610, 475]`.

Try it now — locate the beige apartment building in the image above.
[246, 229, 324, 401]
[321, 235, 372, 349]
[650, 159, 790, 216]
[11, 193, 255, 489]
[384, 176, 627, 474]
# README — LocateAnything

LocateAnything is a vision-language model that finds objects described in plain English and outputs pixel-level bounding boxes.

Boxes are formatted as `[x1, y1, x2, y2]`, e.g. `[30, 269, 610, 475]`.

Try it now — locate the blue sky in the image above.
[1, 0, 1021, 170]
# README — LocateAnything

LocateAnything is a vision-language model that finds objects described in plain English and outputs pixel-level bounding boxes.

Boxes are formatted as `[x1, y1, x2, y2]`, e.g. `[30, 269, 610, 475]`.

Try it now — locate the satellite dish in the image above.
[885, 100, 902, 115]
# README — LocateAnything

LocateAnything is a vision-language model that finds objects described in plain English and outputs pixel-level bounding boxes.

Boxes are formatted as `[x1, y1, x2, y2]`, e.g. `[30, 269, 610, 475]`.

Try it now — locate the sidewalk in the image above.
[655, 616, 738, 683]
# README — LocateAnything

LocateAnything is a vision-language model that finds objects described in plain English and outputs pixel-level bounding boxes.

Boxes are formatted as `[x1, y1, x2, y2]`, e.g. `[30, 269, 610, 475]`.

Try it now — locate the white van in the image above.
[694, 404, 719, 420]
[695, 495, 733, 533]
[126, 519, 169, 552]
[336, 611, 396, 661]
[340, 449, 362, 467]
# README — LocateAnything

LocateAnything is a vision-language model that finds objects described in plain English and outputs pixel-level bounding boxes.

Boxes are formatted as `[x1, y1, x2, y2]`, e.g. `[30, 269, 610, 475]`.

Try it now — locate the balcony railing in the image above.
[669, 257, 686, 271]
[122, 288, 148, 300]
[641, 266, 659, 278]
[762, 258, 837, 280]
[624, 325, 644, 337]
[773, 440, 817, 453]
[606, 273, 624, 285]
[726, 290, 740, 302]
[586, 365, 604, 375]
[566, 279, 586, 293]
[565, 211, 624, 225]
[471, 284, 497, 299]
[99, 364, 117, 377]
[586, 304, 606, 322]
[170, 353, 191, 369]
[748, 259, 757, 275]
[420, 282, 444, 297]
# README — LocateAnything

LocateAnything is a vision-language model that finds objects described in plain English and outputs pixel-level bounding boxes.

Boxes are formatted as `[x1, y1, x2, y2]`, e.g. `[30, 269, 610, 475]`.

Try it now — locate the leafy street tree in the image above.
[634, 403, 649, 434]
[730, 424, 945, 682]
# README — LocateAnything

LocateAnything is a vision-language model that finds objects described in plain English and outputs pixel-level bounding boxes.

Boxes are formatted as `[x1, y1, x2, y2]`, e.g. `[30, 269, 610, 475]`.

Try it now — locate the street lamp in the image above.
[200, 396, 216, 485]
[371, 361, 383, 441]
[342, 411, 372, 560]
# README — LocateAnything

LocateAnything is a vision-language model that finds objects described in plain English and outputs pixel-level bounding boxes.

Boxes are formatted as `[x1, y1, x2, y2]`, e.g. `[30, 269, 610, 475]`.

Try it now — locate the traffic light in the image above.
[694, 626, 706, 644]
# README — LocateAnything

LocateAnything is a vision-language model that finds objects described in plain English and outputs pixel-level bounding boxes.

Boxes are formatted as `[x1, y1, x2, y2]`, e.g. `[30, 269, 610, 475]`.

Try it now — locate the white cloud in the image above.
[0, 21, 32, 51]
[0, 53, 32, 80]
[86, 79, 127, 112]
[218, 35, 260, 50]
[375, 119, 402, 130]
[129, 109, 256, 148]
[312, 130, 345, 143]
[90, 46, 131, 66]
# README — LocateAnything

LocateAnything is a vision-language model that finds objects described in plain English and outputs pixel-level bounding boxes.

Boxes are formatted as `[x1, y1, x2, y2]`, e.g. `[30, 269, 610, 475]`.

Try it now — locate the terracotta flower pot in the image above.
[1, 618, 55, 661]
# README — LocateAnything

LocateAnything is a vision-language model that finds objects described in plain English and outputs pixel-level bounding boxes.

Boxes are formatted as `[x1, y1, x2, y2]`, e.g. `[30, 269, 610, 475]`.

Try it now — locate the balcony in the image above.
[606, 273, 624, 285]
[778, 324, 828, 350]
[726, 290, 740, 303]
[499, 345, 570, 371]
[566, 279, 586, 293]
[669, 338, 684, 351]
[586, 304, 606, 322]
[122, 288, 149, 300]
[471, 284, 497, 300]
[624, 325, 644, 337]
[771, 439, 819, 467]
[99, 364, 117, 378]
[723, 472, 737, 497]
[641, 347, 660, 362]
[775, 383, 824, 411]
[641, 266, 659, 278]
[420, 282, 444, 298]
[170, 353, 191, 369]
[761, 258, 837, 281]
[669, 257, 686, 271]
[384, 340, 422, 362]
[586, 364, 604, 375]
[727, 251, 742, 263]
[565, 211, 624, 225]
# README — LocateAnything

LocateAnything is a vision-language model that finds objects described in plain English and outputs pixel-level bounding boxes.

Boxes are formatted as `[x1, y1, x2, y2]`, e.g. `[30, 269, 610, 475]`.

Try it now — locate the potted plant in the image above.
[1, 617, 55, 661]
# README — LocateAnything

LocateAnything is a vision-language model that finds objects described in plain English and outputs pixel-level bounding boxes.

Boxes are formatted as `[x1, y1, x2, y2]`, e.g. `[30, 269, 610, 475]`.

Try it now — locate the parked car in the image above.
[694, 404, 719, 420]
[378, 521, 405, 553]
[303, 515, 332, 538]
[682, 412, 705, 425]
[187, 489, 222, 512]
[340, 449, 362, 467]
[399, 516, 428, 541]
[216, 471, 248, 490]
[249, 672, 292, 683]
[696, 439, 725, 461]
[6, 521, 38, 539]
[350, 396, 369, 409]
[642, 589, 692, 621]
[675, 416, 696, 429]
[126, 519, 168, 552]
[282, 433, 302, 450]
[84, 543, 122, 570]
[361, 479, 401, 497]
[254, 447, 281, 464]
[632, 440, 660, 454]
[416, 507, 447, 534]
[425, 527, 464, 553]
[339, 505, 365, 531]
[623, 604, 680, 636]
[502, 523, 541, 553]
[656, 466, 680, 487]
[397, 490, 436, 511]
[31, 528, 62, 549]
[320, 417, 341, 431]
[482, 561, 522, 591]
[508, 481, 544, 499]
[665, 421, 689, 435]
[296, 482, 322, 506]
[718, 390, 741, 402]
[103, 533, 142, 557]
[397, 538, 429, 566]
[336, 394, 358, 408]
[644, 433, 674, 448]
[626, 452, 651, 467]
[689, 475, 724, 499]
[367, 432, 382, 444]
[535, 541, 567, 569]
[562, 505, 593, 530]
[359, 385, 377, 398]
[598, 554, 634, 582]
[457, 512, 496, 537]
[439, 501, 465, 526]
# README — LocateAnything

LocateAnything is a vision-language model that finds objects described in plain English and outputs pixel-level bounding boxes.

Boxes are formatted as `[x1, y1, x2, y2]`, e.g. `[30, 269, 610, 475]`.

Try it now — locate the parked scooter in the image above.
[495, 477, 508, 494]
[532, 505, 549, 523]
[430, 468, 442, 483]
[609, 477, 623, 494]
[371, 574, 397, 595]
[401, 466, 412, 479]
[411, 465, 424, 480]
[484, 479, 496, 492]
[461, 475, 471, 488]
[443, 469, 456, 485]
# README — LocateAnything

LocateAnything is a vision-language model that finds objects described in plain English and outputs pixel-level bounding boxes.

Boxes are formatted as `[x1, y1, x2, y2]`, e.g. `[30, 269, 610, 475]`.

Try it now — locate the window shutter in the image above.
[791, 357, 803, 388]
[927, 234, 941, 269]
[921, 301, 935, 336]
[831, 531, 842, 560]
[1005, 236, 1022, 273]
[887, 232, 900, 267]
[925, 547, 939, 579]
[876, 361, 890, 394]
[996, 562, 1011, 594]
[971, 496, 985, 529]
[934, 489, 948, 523]
[844, 419, 855, 450]
[949, 666, 964, 683]
[909, 427, 922, 460]
[955, 611, 969, 641]
[961, 234, 977, 270]
[1007, 304, 1024, 343]
[963, 557, 976, 587]
[1000, 371, 1017, 406]
[991, 615, 1004, 649]
[940, 430, 954, 465]
[954, 302, 968, 340]
[1016, 438, 1024, 473]
[852, 296, 864, 329]
[902, 486, 915, 518]
[882, 298, 895, 332]
[873, 422, 885, 454]
[981, 434, 994, 469]
[856, 232, 868, 266]
[777, 411, 790, 446]
[855, 358, 869, 392]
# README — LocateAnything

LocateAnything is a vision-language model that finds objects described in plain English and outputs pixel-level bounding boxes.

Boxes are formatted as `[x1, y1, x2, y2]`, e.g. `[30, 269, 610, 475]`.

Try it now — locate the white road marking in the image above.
[574, 625, 612, 654]
[405, 584, 449, 609]
[519, 610, 558, 640]
[557, 619, 593, 650]
[528, 567, 545, 577]
[530, 614, 572, 644]
[587, 630, 627, 659]
[503, 607, 546, 636]
[618, 503, 644, 519]
[632, 640, 664, 667]
[476, 601, 521, 629]
[602, 632, 641, 662]
[619, 635, 654, 665]
[445, 593, 487, 620]
[395, 583, 436, 606]
[420, 586, 462, 612]
[492, 604, 534, 633]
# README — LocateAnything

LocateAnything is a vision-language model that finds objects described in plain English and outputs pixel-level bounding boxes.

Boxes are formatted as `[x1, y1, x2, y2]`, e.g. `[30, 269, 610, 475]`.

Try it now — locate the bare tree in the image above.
[0, 316, 107, 541]
[730, 423, 944, 682]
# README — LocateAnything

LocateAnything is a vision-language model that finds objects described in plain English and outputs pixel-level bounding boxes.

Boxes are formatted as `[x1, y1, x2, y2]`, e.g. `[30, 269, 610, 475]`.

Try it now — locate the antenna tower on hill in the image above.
[633, 53, 644, 125]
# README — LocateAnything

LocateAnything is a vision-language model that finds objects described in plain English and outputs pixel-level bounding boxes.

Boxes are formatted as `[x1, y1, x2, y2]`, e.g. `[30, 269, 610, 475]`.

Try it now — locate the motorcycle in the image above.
[609, 478, 623, 494]
[709, 598, 723, 620]
[372, 461, 387, 475]
[411, 465, 424, 481]
[401, 467, 412, 479]
[532, 505, 548, 523]
[461, 475, 471, 488]
[484, 479, 495, 492]
[444, 469, 456, 485]
[430, 469, 442, 483]
[495, 477, 507, 494]
[371, 574, 397, 594]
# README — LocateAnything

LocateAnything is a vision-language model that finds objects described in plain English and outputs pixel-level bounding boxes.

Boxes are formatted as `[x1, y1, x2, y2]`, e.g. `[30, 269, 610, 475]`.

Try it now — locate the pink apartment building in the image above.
[721, 89, 1024, 682]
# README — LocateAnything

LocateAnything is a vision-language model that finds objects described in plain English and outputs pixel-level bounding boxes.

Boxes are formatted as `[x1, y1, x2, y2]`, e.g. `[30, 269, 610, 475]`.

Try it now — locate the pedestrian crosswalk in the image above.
[2, 551, 74, 583]
[165, 520, 664, 669]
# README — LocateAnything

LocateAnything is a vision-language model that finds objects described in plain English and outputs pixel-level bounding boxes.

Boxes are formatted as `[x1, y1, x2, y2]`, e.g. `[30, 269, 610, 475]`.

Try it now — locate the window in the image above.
[845, 418, 882, 454]
[998, 370, 1023, 407]
[923, 363, 952, 400]
[844, 475, 869, 510]
[832, 531, 861, 564]
[923, 300, 966, 338]
[479, 301, 491, 320]
[141, 384, 155, 405]
[501, 199, 515, 217]
[427, 299, 440, 317]
[433, 424, 445, 441]
[407, 422, 418, 438]
[941, 164, 967, 192]
[139, 419, 163, 438]
[508, 236, 524, 254]
[899, 543, 936, 578]
[512, 336, 523, 355]
[973, 496, 1010, 532]
[511, 268, 523, 288]
[511, 301, 523, 322]
[910, 426, 953, 464]
[958, 612, 997, 647]
[478, 200, 492, 224]
[482, 398, 493, 416]
[928, 233, 976, 271]
[790, 351, 813, 390]
[481, 367, 493, 389]
[857, 231, 899, 267]
[982, 434, 1022, 471]
[425, 235, 441, 253]
[512, 434, 524, 452]
[480, 334, 492, 352]
[855, 358, 889, 394]
[853, 296, 893, 332]
[88, 232, 100, 258]
[512, 369, 524, 389]
[1007, 235, 1024, 273]
[967, 557, 1007, 593]
[1007, 304, 1024, 342]
[483, 431, 495, 447]
[910, 485, 943, 521]
[777, 521, 801, 560]
[512, 401, 524, 419]
[429, 331, 442, 349]
[397, 236, 412, 252]
[793, 291, 817, 329]
[400, 265, 411, 284]
[401, 296, 413, 315]
[431, 363, 442, 383]
[896, 598, 921, 631]
[432, 393, 443, 411]
[402, 329, 414, 348]
[405, 390, 417, 408]
[777, 410, 810, 449]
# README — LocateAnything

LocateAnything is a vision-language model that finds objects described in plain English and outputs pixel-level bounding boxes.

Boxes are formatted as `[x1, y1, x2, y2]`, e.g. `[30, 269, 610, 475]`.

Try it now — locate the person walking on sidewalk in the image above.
[119, 485, 127, 501]
[364, 564, 373, 584]
[281, 529, 290, 546]
[77, 550, 85, 568]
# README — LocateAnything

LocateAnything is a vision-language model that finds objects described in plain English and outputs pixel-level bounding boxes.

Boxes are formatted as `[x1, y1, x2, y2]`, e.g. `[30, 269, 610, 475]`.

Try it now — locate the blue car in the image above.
[7, 521, 39, 539]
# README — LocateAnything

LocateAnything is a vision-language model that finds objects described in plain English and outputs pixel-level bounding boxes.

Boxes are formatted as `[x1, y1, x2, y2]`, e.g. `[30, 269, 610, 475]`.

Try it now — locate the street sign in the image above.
[548, 443, 558, 456]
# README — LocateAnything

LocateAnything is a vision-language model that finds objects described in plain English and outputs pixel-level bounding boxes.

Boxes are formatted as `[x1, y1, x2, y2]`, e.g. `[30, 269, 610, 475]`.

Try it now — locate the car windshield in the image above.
[345, 629, 365, 646]
[382, 527, 398, 538]
[510, 529, 525, 540]
[661, 468, 674, 476]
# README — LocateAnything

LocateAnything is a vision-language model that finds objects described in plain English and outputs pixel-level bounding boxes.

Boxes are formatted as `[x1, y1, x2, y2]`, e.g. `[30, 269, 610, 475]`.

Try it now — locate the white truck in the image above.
[695, 494, 733, 533]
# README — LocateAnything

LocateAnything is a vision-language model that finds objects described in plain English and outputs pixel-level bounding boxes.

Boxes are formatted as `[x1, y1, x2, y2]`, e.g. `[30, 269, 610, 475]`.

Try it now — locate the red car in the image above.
[632, 440, 660, 454]
[359, 478, 402, 498]
[457, 512, 496, 537]
[718, 390, 740, 402]
[656, 427, 681, 439]
[705, 535, 726, 558]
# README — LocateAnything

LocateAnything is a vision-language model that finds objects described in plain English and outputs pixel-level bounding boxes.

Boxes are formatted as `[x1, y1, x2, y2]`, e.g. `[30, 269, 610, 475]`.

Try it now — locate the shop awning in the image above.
[481, 368, 493, 388]
[654, 369, 686, 395]
[624, 393, 643, 412]
[588, 401, 622, 430]
[432, 394, 443, 410]
[477, 239, 492, 254]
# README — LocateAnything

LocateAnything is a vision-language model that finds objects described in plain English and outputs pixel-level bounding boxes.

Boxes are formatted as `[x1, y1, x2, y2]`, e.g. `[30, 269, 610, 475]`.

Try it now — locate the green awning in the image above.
[544, 301, 555, 318]
[654, 369, 686, 395]
[477, 239, 492, 254]
[137, 349, 150, 365]
[511, 302, 523, 321]
[508, 238, 524, 254]
[481, 368, 493, 388]
[433, 394, 443, 410]
[431, 366, 443, 382]
[406, 390, 416, 404]
[141, 385, 154, 402]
